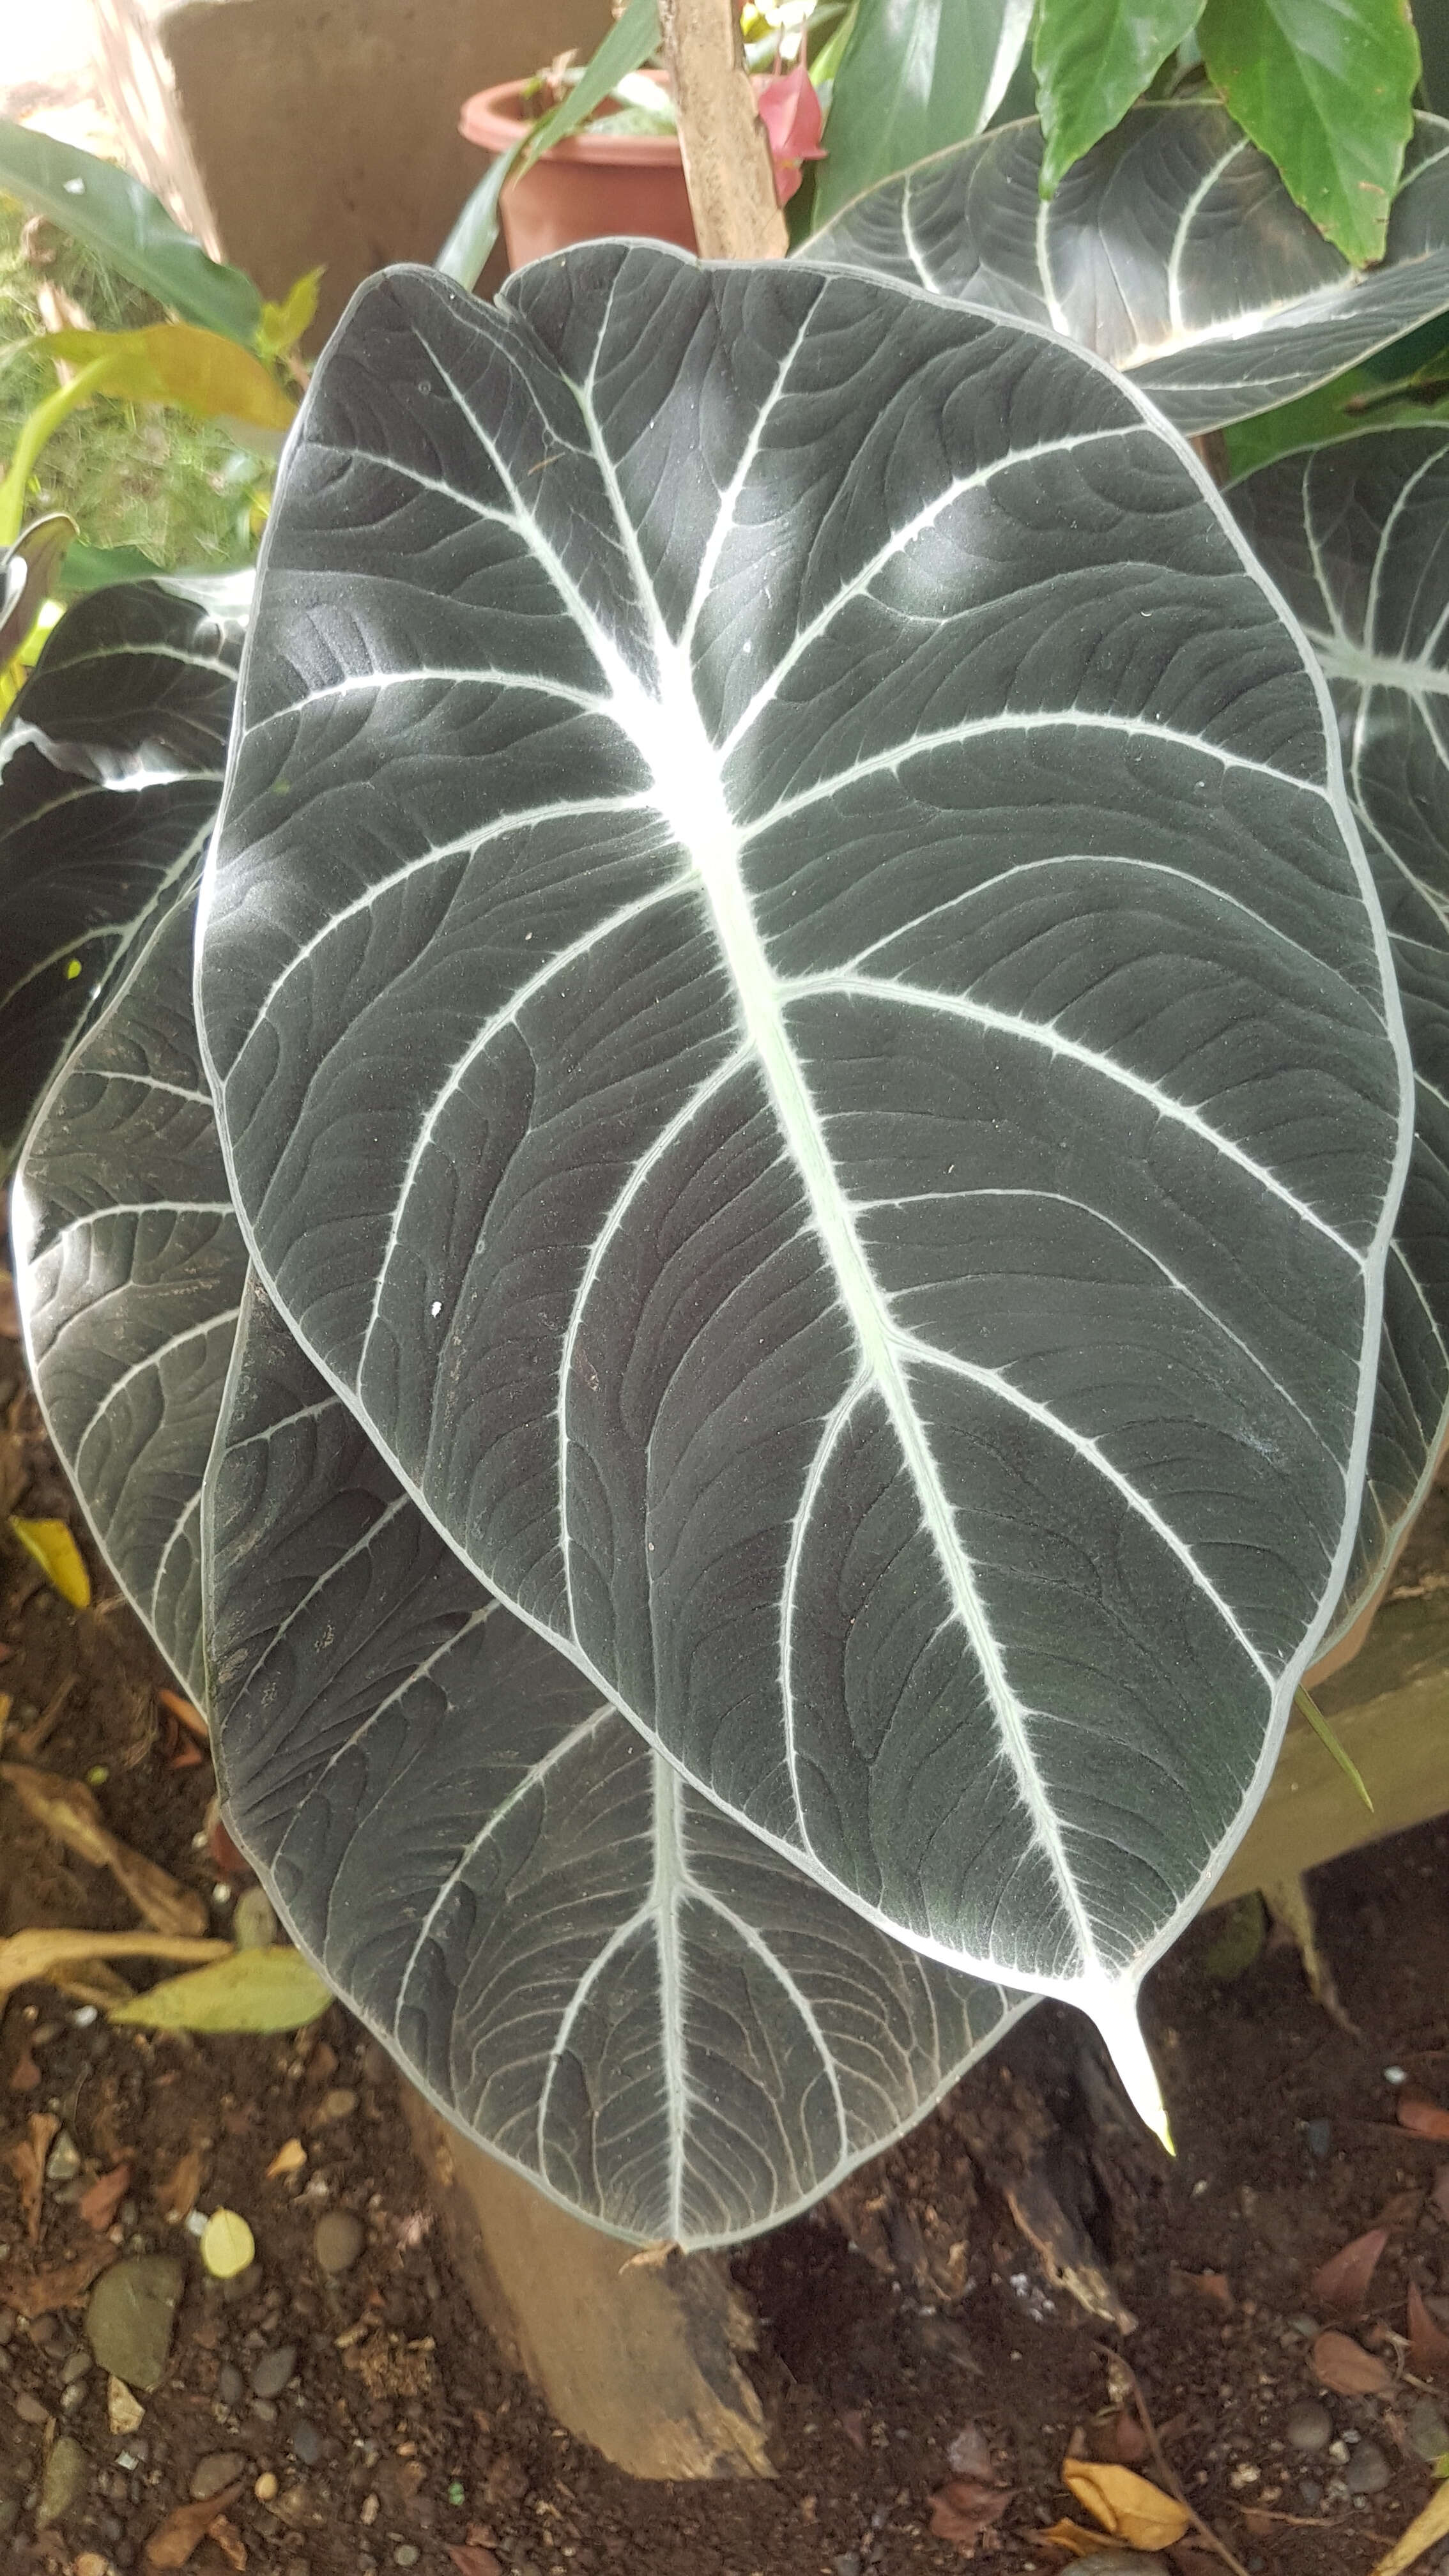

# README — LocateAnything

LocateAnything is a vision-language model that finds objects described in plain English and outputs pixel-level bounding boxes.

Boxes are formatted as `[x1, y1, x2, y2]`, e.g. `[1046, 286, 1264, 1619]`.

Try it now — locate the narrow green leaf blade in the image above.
[437, 0, 661, 287]
[0, 123, 263, 347]
[811, 0, 1033, 226]
[1294, 1684, 1374, 1812]
[109, 1946, 332, 2032]
[1199, 0, 1420, 265]
[1034, 1, 1206, 194]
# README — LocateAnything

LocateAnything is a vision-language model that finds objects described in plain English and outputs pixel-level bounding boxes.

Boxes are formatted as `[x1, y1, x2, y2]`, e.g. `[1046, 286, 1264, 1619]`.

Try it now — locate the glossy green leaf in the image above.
[811, 0, 1033, 225]
[0, 122, 263, 347]
[437, 0, 661, 287]
[1199, 0, 1421, 265]
[109, 1945, 333, 2032]
[1034, 2, 1206, 192]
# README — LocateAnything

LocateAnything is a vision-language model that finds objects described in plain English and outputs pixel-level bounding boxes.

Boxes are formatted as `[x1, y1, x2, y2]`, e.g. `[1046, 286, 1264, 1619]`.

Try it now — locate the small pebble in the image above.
[1303, 2119, 1331, 2158]
[217, 2361, 245, 2407]
[317, 2087, 357, 2124]
[36, 2432, 88, 2527]
[250, 2343, 297, 2399]
[394, 2552, 419, 2570]
[190, 2451, 249, 2501]
[1068, 2559, 1169, 2576]
[45, 2131, 81, 2185]
[1300, 2479, 1322, 2509]
[1287, 2314, 1320, 2338]
[233, 1889, 278, 1951]
[60, 2348, 92, 2385]
[293, 2419, 323, 2465]
[255, 2471, 279, 2502]
[1285, 2400, 1331, 2453]
[834, 2557, 862, 2576]
[313, 2211, 364, 2276]
[1346, 2441, 1390, 2496]
[15, 2386, 50, 2424]
[1410, 2395, 1449, 2463]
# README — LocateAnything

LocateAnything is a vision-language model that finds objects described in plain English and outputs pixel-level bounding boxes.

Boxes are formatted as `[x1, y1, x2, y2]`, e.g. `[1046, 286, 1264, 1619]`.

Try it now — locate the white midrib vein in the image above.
[567, 369, 1107, 2000]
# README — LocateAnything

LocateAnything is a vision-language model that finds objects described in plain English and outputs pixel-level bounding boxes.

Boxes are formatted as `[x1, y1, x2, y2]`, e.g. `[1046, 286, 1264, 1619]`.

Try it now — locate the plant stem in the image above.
[659, 0, 787, 257]
[0, 354, 116, 549]
[1099, 2346, 1255, 2576]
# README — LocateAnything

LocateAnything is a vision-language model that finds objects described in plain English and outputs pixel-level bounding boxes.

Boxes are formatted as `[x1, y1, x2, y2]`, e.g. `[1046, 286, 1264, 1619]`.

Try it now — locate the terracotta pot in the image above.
[459, 76, 698, 270]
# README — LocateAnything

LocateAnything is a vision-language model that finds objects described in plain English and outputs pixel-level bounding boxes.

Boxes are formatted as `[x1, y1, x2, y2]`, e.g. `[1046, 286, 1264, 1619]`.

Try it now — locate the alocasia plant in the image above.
[190, 244, 1409, 2128]
[8, 214, 1446, 2236]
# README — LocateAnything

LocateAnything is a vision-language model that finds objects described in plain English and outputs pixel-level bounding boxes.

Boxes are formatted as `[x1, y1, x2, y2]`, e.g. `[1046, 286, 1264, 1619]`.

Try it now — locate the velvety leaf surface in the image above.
[10, 843, 1025, 2246]
[11, 896, 245, 1697]
[1229, 430, 1449, 1634]
[208, 1275, 1025, 2247]
[809, 105, 1449, 433]
[0, 583, 241, 1165]
[196, 248, 1407, 2090]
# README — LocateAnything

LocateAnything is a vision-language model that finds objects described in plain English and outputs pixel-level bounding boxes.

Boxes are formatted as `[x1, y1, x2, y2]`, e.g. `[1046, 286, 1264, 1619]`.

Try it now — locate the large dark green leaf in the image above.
[209, 1275, 1024, 2246]
[10, 873, 1025, 2245]
[11, 897, 244, 1696]
[195, 249, 1408, 2114]
[1199, 0, 1420, 267]
[0, 583, 242, 1166]
[811, 0, 1032, 226]
[1032, 0, 1205, 194]
[1229, 429, 1449, 1629]
[0, 123, 264, 348]
[808, 104, 1449, 434]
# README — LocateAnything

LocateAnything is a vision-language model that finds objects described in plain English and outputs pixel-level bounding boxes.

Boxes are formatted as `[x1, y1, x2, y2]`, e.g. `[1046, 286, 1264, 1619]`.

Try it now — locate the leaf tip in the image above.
[1087, 1986, 1173, 2150]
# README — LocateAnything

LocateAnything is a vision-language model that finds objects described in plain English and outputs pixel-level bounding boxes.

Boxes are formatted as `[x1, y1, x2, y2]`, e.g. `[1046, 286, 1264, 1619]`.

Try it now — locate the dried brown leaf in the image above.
[1310, 2225, 1388, 2311]
[0, 1926, 230, 2004]
[78, 2161, 131, 2232]
[1111, 2405, 1148, 2464]
[157, 2144, 205, 2224]
[142, 2482, 245, 2570]
[7, 2109, 58, 2240]
[1408, 2280, 1449, 2375]
[1400, 2092, 1449, 2142]
[207, 2513, 247, 2572]
[1310, 2327, 1392, 2395]
[1060, 2459, 1190, 2550]
[265, 2136, 307, 2181]
[928, 2478, 1011, 2550]
[0, 2238, 117, 2315]
[0, 1761, 207, 1937]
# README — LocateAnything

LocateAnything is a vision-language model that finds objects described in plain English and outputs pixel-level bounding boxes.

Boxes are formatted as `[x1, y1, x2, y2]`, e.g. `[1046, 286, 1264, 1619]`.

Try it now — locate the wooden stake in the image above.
[659, 0, 788, 259]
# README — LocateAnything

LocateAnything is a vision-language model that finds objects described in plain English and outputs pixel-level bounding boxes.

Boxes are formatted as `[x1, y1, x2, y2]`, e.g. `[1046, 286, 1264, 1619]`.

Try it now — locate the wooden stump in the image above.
[401, 2092, 772, 2481]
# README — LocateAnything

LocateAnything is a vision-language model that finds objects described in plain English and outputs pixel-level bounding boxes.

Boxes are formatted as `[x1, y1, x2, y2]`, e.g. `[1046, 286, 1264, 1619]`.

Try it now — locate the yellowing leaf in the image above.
[8, 1515, 90, 1607]
[43, 323, 296, 434]
[256, 266, 323, 359]
[1368, 2473, 1449, 2575]
[1061, 2458, 1191, 2551]
[109, 1945, 332, 2033]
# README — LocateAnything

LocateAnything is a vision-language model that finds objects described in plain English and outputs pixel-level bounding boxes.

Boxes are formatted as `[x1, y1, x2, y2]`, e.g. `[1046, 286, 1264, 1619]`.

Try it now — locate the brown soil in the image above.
[4, 1326, 1449, 2576]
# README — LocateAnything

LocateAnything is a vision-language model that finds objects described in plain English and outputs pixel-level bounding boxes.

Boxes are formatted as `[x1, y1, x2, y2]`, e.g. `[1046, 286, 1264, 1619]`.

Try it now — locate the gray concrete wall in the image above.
[156, 0, 613, 342]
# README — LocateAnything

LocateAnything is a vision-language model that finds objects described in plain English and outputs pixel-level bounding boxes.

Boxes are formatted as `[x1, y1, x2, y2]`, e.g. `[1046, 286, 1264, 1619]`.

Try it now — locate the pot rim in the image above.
[459, 75, 684, 166]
